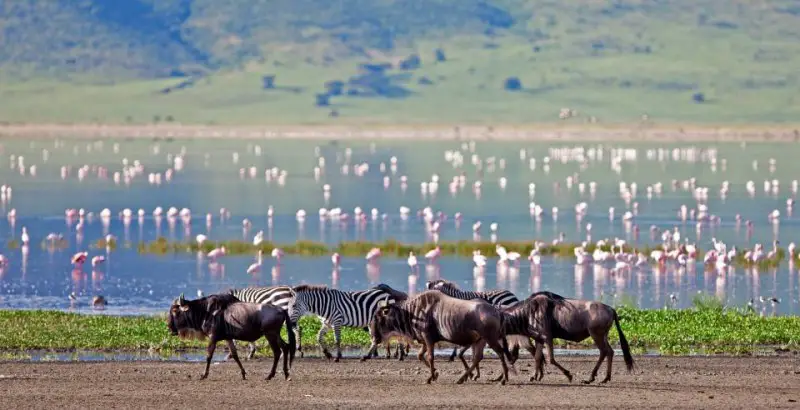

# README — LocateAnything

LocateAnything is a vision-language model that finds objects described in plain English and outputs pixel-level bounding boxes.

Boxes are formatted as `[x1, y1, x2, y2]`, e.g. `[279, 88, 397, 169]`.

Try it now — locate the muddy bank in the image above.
[1, 356, 799, 409]
[1, 123, 799, 142]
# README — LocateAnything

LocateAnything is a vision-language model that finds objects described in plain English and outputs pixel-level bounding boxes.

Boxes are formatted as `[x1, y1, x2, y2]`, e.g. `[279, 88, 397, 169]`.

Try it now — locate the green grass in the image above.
[1, 2, 800, 124]
[131, 237, 793, 270]
[1, 304, 798, 355]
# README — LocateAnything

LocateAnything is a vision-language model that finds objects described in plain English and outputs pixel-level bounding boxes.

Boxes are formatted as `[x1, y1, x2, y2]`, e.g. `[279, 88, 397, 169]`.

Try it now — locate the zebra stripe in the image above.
[289, 284, 397, 360]
[228, 286, 294, 310]
[426, 280, 519, 307]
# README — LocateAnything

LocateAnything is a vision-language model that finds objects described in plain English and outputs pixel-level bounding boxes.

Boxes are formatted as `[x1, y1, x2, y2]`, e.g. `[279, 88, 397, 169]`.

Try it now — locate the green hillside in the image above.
[1, 0, 799, 125]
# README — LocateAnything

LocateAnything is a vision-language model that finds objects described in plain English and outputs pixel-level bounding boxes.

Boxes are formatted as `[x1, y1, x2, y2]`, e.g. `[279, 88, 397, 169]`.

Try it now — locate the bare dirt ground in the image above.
[1, 356, 799, 409]
[1, 123, 799, 141]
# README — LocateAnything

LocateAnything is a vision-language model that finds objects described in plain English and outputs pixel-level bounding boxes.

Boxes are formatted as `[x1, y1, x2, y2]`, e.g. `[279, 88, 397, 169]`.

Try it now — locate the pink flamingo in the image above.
[331, 252, 341, 269]
[365, 247, 381, 263]
[271, 247, 284, 261]
[71, 251, 88, 267]
[207, 246, 226, 261]
[247, 250, 263, 274]
[425, 246, 441, 262]
[0, 254, 7, 267]
[91, 255, 105, 267]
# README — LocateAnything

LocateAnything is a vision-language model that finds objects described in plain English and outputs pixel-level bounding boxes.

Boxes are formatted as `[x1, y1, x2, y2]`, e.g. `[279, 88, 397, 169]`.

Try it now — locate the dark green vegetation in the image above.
[1, 1, 800, 124]
[1, 298, 798, 354]
[131, 238, 792, 269]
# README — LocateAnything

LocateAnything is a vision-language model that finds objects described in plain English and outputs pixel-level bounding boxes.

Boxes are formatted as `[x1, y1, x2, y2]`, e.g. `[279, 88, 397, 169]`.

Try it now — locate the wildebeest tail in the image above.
[613, 310, 634, 372]
[284, 310, 297, 366]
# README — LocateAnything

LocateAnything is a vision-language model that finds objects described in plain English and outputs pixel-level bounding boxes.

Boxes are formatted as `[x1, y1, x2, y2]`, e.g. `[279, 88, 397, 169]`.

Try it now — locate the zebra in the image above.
[225, 286, 302, 359]
[288, 284, 405, 362]
[425, 279, 523, 362]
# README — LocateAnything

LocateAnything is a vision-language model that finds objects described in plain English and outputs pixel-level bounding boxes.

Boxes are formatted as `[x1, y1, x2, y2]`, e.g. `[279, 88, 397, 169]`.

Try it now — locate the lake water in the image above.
[0, 137, 798, 315]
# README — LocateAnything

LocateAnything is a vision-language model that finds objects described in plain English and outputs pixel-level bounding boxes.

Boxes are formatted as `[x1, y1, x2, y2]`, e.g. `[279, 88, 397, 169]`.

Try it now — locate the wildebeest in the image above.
[362, 290, 514, 385]
[504, 292, 634, 384]
[225, 286, 298, 359]
[167, 293, 296, 381]
[425, 279, 523, 362]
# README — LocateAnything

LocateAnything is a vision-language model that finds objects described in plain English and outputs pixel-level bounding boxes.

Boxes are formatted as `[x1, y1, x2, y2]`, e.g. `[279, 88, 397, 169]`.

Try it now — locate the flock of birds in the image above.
[0, 139, 797, 312]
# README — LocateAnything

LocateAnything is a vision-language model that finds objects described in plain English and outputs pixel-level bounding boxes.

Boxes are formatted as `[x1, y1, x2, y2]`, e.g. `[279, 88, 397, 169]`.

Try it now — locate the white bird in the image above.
[253, 231, 264, 247]
[91, 255, 105, 267]
[331, 252, 341, 268]
[472, 250, 487, 268]
[271, 248, 284, 260]
[21, 226, 29, 245]
[407, 252, 418, 271]
[196, 234, 207, 246]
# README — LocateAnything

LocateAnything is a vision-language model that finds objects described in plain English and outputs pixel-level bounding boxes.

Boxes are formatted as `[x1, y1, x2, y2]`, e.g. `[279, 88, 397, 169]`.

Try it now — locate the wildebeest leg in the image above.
[317, 322, 333, 360]
[460, 341, 487, 384]
[333, 325, 343, 362]
[200, 337, 218, 380]
[296, 324, 304, 358]
[585, 330, 614, 384]
[457, 345, 477, 380]
[424, 339, 438, 384]
[531, 339, 546, 381]
[448, 346, 458, 362]
[417, 343, 427, 363]
[225, 340, 247, 380]
[265, 334, 282, 381]
[280, 337, 292, 381]
[488, 339, 510, 385]
[247, 342, 258, 360]
[545, 336, 573, 383]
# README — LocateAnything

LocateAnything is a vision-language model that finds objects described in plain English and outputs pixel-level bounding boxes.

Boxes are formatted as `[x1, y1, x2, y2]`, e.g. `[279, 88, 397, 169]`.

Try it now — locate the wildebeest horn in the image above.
[179, 293, 186, 304]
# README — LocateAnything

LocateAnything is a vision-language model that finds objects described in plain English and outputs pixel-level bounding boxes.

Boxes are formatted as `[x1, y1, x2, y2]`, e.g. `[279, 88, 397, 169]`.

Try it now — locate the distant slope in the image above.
[1, 1, 800, 124]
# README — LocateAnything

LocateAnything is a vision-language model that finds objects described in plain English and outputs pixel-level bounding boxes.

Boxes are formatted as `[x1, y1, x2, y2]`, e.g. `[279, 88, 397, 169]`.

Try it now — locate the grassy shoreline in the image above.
[1, 304, 798, 356]
[119, 238, 792, 269]
[1, 123, 800, 142]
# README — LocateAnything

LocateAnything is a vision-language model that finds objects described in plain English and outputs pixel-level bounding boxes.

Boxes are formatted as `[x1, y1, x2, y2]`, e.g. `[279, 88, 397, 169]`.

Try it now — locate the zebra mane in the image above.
[432, 279, 459, 290]
[293, 284, 328, 292]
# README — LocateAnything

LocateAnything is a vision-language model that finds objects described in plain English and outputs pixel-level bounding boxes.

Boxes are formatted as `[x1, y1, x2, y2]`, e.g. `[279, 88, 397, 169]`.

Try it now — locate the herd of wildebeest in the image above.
[167, 280, 634, 384]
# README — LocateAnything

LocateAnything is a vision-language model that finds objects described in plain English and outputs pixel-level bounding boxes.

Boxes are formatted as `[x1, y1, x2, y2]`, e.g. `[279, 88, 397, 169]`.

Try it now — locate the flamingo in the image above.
[196, 234, 207, 246]
[506, 250, 521, 266]
[71, 251, 88, 266]
[207, 246, 226, 260]
[407, 252, 418, 271]
[472, 250, 487, 268]
[271, 247, 284, 261]
[253, 231, 264, 247]
[0, 254, 7, 267]
[789, 242, 796, 260]
[424, 246, 441, 261]
[21, 226, 29, 245]
[247, 251, 263, 274]
[331, 252, 341, 268]
[365, 247, 381, 262]
[91, 255, 105, 267]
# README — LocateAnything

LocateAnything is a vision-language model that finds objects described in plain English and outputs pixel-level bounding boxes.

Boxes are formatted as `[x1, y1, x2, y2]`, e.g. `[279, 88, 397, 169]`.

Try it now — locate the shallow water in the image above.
[0, 138, 798, 315]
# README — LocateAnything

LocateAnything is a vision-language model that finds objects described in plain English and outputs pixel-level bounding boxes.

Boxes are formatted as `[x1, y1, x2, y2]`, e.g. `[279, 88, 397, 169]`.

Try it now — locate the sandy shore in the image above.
[2, 356, 799, 409]
[1, 123, 799, 142]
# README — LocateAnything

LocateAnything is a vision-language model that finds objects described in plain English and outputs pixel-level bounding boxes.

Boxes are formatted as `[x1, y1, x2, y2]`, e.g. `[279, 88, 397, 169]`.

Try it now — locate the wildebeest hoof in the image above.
[241, 373, 247, 380]
[360, 356, 369, 362]
[199, 374, 208, 380]
[600, 377, 611, 384]
[582, 379, 594, 384]
[285, 376, 292, 381]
